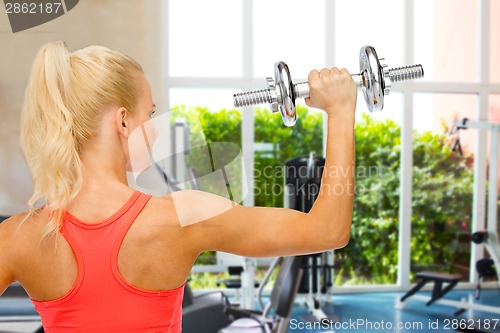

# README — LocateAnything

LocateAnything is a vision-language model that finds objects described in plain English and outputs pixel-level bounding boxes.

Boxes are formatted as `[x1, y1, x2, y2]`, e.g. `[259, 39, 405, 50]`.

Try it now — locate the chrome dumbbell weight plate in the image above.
[274, 62, 297, 127]
[360, 46, 386, 113]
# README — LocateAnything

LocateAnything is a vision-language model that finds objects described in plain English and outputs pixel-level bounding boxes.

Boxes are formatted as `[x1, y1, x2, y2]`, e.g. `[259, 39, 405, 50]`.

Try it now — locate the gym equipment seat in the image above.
[400, 271, 462, 306]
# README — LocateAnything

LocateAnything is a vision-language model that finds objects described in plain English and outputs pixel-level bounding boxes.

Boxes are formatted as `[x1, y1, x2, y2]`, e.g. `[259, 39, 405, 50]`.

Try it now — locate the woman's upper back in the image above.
[0, 189, 198, 332]
[2, 191, 197, 300]
[4, 189, 194, 299]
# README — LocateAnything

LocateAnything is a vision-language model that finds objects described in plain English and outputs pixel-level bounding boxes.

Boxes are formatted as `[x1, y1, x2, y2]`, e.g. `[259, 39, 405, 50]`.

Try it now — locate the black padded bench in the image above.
[401, 271, 462, 306]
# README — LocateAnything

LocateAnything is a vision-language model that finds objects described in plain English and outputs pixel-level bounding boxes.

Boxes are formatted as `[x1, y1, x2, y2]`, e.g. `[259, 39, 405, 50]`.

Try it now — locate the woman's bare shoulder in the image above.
[153, 189, 222, 212]
[0, 212, 34, 264]
[157, 190, 237, 227]
[145, 191, 201, 225]
[0, 211, 46, 243]
[1, 212, 33, 233]
[139, 193, 182, 228]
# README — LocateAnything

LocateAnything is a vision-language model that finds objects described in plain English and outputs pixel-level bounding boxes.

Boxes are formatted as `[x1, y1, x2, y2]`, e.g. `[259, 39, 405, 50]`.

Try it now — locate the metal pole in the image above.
[487, 129, 499, 234]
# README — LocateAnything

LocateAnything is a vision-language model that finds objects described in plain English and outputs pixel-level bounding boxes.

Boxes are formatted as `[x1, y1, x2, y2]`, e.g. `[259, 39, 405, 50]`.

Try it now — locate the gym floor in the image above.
[1, 289, 499, 333]
[288, 289, 500, 333]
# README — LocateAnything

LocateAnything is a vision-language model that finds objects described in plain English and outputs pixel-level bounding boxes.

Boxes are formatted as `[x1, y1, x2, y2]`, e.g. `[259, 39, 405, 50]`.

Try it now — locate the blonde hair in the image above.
[20, 41, 143, 239]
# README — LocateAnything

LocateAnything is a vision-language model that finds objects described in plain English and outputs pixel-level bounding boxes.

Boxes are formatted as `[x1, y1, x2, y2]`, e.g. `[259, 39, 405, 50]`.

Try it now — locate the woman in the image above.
[0, 41, 357, 332]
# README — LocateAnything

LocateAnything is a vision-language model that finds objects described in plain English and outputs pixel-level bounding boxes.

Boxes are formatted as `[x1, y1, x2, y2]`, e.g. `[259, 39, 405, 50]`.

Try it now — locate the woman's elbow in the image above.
[324, 224, 351, 250]
[307, 229, 350, 253]
[334, 233, 350, 249]
[306, 209, 353, 250]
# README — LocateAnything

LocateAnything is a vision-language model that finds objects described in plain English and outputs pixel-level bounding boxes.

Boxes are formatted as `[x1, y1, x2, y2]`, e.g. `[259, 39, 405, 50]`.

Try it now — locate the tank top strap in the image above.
[112, 191, 152, 252]
[114, 191, 152, 235]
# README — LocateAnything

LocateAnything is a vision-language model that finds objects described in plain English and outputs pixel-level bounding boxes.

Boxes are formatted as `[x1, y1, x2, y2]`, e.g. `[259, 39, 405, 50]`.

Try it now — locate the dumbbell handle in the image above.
[291, 74, 364, 100]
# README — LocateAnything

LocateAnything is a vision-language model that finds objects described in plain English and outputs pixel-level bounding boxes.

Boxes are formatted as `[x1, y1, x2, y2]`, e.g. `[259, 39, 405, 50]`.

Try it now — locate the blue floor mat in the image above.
[288, 290, 500, 333]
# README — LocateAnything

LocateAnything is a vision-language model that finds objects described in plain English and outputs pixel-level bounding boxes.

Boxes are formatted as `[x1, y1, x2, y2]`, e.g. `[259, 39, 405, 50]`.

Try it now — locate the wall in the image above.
[0, 0, 164, 215]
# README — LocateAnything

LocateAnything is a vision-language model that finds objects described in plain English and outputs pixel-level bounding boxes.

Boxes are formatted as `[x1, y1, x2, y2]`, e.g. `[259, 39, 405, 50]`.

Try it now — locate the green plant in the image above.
[335, 114, 474, 284]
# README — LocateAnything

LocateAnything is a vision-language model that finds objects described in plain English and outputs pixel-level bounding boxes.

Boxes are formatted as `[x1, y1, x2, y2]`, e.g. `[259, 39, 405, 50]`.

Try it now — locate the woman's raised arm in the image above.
[175, 67, 357, 258]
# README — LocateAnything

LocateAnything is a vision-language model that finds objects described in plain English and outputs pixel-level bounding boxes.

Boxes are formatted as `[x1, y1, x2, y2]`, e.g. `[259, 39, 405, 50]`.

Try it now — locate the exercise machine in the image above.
[398, 237, 500, 316]
[471, 231, 500, 293]
[219, 256, 304, 333]
[398, 119, 500, 318]
[233, 45, 424, 126]
[182, 283, 232, 333]
[216, 252, 262, 309]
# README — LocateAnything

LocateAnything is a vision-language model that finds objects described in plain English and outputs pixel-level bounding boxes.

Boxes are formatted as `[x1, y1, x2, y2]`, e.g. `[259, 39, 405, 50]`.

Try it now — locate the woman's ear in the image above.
[116, 107, 129, 137]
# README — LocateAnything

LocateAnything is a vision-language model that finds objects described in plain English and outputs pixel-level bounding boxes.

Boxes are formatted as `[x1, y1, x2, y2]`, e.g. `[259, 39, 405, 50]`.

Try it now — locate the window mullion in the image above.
[242, 0, 254, 208]
[398, 0, 414, 290]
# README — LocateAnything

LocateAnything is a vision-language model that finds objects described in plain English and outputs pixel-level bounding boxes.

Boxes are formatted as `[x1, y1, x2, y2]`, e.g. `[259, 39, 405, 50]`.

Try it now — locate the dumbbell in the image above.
[233, 45, 424, 127]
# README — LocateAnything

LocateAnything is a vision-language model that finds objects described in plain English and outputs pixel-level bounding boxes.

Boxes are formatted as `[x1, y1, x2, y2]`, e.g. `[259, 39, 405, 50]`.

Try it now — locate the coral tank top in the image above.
[31, 191, 185, 333]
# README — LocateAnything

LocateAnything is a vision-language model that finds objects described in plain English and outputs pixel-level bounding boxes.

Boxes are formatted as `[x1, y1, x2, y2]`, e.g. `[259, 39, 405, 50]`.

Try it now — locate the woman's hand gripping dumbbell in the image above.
[233, 45, 424, 127]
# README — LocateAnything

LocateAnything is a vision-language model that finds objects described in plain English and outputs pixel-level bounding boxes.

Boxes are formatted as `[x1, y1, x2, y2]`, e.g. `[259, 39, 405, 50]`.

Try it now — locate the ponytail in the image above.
[20, 41, 143, 239]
